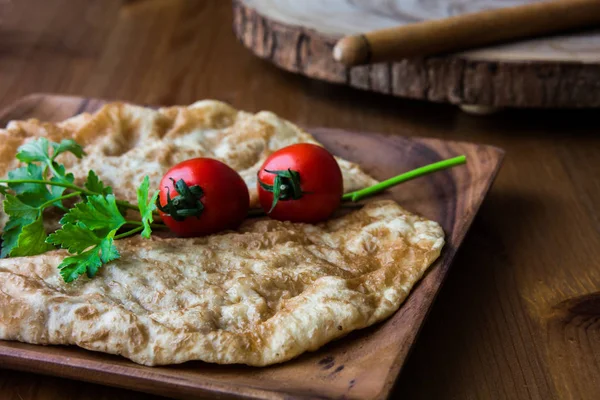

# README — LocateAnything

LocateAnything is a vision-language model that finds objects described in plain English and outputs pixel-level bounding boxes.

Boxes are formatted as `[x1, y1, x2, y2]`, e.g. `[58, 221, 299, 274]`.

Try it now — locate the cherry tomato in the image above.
[257, 143, 343, 223]
[157, 158, 249, 237]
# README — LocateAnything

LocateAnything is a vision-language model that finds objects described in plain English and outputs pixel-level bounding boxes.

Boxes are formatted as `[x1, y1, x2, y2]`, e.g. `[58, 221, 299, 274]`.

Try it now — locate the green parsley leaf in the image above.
[8, 164, 48, 195]
[10, 215, 54, 257]
[49, 162, 75, 184]
[51, 139, 85, 160]
[14, 138, 81, 196]
[3, 194, 40, 221]
[60, 194, 126, 232]
[1, 195, 55, 257]
[6, 151, 74, 209]
[4, 215, 26, 231]
[136, 176, 159, 238]
[84, 170, 113, 196]
[46, 164, 75, 209]
[48, 194, 126, 282]
[16, 137, 51, 164]
[48, 177, 69, 209]
[46, 223, 103, 254]
[16, 137, 84, 164]
[55, 230, 120, 283]
[56, 251, 90, 283]
[0, 137, 159, 282]
[96, 233, 120, 273]
[1, 217, 27, 258]
[7, 164, 62, 208]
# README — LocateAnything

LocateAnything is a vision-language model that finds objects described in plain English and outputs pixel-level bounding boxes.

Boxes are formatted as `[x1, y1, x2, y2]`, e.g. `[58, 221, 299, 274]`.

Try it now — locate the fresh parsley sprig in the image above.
[47, 194, 125, 282]
[0, 138, 164, 282]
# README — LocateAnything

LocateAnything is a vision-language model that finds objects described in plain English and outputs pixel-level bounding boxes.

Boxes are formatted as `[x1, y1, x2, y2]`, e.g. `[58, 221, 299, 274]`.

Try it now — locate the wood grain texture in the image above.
[0, 94, 504, 400]
[0, 1, 599, 399]
[233, 0, 600, 108]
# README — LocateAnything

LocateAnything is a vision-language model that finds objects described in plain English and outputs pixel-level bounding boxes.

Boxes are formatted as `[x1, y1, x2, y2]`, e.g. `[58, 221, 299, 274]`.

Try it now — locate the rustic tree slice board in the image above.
[0, 94, 504, 400]
[233, 0, 600, 108]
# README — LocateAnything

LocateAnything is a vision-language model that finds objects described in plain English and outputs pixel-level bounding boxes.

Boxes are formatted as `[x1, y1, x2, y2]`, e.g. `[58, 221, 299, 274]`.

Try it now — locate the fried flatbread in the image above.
[0, 100, 377, 211]
[0, 200, 443, 366]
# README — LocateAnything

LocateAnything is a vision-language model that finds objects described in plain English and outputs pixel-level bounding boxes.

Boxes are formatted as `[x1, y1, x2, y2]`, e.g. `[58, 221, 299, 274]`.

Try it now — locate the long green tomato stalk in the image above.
[342, 155, 467, 202]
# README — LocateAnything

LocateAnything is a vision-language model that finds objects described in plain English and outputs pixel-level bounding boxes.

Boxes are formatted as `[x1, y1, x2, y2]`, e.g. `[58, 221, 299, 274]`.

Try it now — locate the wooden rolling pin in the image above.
[333, 0, 600, 66]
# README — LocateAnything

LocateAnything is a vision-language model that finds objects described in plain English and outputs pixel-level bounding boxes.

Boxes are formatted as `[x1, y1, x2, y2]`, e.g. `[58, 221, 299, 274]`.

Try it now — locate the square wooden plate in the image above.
[0, 95, 504, 400]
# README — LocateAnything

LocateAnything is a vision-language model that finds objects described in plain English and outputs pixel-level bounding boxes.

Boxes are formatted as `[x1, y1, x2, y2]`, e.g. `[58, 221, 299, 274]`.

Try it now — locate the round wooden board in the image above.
[233, 0, 600, 108]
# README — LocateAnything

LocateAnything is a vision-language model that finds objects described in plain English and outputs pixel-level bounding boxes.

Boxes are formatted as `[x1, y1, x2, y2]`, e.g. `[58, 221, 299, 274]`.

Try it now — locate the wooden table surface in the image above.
[0, 1, 598, 399]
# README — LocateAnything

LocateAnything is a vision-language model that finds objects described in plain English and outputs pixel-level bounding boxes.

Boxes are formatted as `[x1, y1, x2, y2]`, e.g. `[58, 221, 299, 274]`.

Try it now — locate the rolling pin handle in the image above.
[333, 35, 371, 66]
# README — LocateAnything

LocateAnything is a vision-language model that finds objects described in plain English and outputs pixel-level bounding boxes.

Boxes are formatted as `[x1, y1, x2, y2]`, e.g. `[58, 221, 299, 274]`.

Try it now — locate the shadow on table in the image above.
[391, 189, 554, 399]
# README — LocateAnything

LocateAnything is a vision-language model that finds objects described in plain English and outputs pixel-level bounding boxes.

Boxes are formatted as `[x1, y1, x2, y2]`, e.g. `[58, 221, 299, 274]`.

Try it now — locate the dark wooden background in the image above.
[0, 1, 599, 399]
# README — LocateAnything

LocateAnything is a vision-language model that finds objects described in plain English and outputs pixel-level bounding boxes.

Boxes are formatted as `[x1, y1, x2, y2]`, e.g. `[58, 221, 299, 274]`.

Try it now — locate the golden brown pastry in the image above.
[0, 200, 443, 366]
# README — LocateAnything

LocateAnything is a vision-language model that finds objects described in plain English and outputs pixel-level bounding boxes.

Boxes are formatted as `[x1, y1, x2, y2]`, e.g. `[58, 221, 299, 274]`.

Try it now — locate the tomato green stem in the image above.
[342, 155, 467, 202]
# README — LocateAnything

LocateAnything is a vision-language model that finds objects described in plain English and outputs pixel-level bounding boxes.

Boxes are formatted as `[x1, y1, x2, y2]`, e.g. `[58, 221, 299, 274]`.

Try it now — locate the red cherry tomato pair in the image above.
[157, 144, 343, 237]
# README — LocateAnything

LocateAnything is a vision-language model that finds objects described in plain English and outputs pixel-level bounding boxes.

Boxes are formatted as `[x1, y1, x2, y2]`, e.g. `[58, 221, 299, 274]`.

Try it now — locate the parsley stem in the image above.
[124, 220, 167, 229]
[115, 199, 143, 211]
[115, 226, 143, 240]
[48, 162, 66, 182]
[38, 191, 82, 209]
[342, 155, 467, 202]
[0, 178, 150, 214]
[0, 179, 85, 193]
[117, 200, 161, 216]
